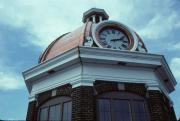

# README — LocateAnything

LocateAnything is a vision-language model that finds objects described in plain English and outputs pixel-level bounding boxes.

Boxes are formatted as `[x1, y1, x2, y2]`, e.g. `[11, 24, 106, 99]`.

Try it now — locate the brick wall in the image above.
[94, 80, 118, 94]
[94, 80, 146, 97]
[125, 83, 146, 97]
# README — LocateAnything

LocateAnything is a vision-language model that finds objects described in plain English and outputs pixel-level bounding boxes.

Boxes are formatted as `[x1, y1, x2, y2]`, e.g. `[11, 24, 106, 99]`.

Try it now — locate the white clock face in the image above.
[98, 28, 130, 50]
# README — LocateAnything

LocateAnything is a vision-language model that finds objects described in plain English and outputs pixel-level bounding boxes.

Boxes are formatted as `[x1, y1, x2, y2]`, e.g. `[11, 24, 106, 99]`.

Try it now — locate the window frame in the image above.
[97, 91, 150, 121]
[38, 96, 72, 121]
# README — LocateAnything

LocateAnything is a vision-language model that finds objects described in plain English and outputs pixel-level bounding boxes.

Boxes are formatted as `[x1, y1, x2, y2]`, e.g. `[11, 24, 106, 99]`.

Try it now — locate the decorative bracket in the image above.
[84, 36, 93, 47]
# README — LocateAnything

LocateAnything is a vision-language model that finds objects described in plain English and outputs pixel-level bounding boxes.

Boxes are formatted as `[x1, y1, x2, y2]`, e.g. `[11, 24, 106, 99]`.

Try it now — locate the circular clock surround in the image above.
[92, 20, 138, 51]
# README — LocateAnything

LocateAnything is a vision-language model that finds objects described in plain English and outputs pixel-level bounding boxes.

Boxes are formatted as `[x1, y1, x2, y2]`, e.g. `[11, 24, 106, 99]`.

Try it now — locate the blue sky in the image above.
[0, 0, 180, 120]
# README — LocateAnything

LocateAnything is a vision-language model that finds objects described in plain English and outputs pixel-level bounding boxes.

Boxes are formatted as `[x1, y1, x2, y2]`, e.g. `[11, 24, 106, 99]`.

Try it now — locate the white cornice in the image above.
[22, 46, 177, 93]
[79, 46, 176, 86]
[79, 46, 162, 66]
[22, 47, 80, 92]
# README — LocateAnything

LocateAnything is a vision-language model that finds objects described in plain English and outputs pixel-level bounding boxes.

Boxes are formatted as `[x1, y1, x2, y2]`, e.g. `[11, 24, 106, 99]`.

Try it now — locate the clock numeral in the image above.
[123, 43, 128, 46]
[101, 41, 107, 44]
[122, 44, 127, 48]
[117, 31, 120, 35]
[100, 37, 105, 40]
[101, 33, 107, 37]
[107, 45, 111, 48]
[106, 30, 110, 34]
[112, 29, 115, 34]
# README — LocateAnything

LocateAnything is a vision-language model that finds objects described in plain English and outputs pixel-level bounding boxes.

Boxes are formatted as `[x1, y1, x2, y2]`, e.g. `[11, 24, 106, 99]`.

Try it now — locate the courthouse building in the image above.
[23, 8, 177, 121]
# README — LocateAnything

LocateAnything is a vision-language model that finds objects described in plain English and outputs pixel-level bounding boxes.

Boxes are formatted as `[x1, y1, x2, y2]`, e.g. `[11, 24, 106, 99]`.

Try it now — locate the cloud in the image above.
[171, 42, 180, 51]
[0, 71, 24, 90]
[139, 12, 180, 40]
[176, 22, 180, 28]
[170, 58, 180, 118]
[0, 0, 89, 48]
[170, 58, 180, 82]
[0, 23, 39, 91]
[0, 62, 24, 90]
[0, 0, 178, 49]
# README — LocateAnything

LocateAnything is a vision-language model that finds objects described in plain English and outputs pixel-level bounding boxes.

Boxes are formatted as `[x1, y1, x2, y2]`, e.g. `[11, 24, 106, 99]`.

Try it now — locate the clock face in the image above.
[97, 27, 130, 50]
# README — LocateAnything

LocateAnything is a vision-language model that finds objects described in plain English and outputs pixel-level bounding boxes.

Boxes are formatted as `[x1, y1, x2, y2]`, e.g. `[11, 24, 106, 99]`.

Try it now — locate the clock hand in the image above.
[111, 36, 126, 42]
[119, 36, 125, 40]
[111, 38, 121, 41]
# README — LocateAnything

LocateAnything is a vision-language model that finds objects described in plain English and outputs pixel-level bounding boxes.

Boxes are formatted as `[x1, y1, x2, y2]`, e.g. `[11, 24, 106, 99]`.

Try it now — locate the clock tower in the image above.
[23, 8, 177, 121]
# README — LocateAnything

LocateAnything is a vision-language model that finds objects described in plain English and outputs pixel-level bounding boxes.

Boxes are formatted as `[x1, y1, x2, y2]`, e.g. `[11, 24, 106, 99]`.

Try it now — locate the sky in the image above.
[0, 0, 180, 120]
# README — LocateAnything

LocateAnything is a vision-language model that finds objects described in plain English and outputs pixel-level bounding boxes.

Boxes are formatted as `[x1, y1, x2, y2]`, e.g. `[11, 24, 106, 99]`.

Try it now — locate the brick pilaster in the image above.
[148, 90, 177, 121]
[148, 90, 166, 121]
[26, 101, 37, 121]
[72, 86, 95, 121]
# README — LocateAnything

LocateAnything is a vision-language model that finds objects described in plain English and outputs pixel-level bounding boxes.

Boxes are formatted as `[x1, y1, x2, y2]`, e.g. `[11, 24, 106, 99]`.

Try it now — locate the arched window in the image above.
[97, 92, 150, 121]
[38, 96, 72, 121]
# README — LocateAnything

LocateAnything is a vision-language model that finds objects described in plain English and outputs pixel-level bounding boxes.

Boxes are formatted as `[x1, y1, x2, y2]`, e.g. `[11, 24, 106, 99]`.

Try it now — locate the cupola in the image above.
[82, 8, 109, 23]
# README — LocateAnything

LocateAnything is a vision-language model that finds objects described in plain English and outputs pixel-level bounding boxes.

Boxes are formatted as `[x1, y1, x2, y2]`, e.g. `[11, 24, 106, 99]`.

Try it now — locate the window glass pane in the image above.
[38, 97, 72, 121]
[98, 99, 111, 121]
[133, 100, 148, 121]
[39, 107, 48, 121]
[112, 100, 132, 121]
[49, 104, 61, 121]
[63, 101, 72, 121]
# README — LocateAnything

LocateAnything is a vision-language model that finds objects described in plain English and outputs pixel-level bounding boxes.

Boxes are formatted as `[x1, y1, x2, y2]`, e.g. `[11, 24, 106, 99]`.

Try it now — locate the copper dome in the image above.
[39, 22, 92, 63]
